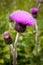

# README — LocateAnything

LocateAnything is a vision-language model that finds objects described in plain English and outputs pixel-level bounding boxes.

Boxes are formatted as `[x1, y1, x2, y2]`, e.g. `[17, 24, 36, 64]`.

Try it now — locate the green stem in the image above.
[13, 32, 20, 65]
[9, 44, 13, 65]
[34, 22, 38, 65]
[35, 0, 41, 8]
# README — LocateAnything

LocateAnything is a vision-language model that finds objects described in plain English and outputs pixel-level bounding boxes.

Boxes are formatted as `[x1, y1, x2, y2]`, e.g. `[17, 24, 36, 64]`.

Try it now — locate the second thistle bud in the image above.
[30, 8, 38, 18]
[3, 32, 12, 44]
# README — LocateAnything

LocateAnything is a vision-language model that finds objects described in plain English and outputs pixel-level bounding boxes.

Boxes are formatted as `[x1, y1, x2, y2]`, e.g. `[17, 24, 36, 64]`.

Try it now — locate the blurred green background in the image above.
[0, 0, 43, 65]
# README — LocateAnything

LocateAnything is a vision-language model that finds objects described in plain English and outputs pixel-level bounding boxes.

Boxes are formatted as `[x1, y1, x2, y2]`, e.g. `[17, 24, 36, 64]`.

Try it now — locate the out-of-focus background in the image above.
[0, 0, 43, 65]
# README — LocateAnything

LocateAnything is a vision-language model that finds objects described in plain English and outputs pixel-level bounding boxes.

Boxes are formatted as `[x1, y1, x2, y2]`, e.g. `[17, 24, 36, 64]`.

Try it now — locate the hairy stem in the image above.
[34, 22, 39, 65]
[13, 32, 19, 65]
[9, 44, 13, 65]
[35, 0, 41, 8]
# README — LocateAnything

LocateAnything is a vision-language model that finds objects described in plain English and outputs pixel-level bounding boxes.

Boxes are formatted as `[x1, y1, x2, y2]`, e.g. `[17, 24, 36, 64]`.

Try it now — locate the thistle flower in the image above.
[9, 10, 36, 32]
[30, 8, 38, 18]
[3, 32, 12, 44]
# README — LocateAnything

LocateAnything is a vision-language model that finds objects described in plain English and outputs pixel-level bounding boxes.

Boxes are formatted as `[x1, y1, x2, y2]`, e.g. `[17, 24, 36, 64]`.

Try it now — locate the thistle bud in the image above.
[3, 32, 12, 44]
[30, 8, 38, 18]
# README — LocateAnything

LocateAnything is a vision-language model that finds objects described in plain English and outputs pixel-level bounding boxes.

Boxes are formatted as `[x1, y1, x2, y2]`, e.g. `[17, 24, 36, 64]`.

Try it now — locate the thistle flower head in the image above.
[9, 10, 36, 32]
[30, 8, 38, 13]
[3, 31, 12, 44]
[9, 10, 36, 26]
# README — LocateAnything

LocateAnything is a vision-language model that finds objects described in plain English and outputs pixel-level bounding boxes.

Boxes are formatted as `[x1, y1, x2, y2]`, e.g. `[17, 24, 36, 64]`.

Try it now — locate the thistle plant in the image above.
[3, 10, 38, 65]
[30, 3, 39, 65]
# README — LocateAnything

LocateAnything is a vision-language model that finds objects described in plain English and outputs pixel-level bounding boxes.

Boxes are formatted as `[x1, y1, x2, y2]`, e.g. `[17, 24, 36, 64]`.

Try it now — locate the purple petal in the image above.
[9, 10, 36, 26]
[30, 8, 38, 13]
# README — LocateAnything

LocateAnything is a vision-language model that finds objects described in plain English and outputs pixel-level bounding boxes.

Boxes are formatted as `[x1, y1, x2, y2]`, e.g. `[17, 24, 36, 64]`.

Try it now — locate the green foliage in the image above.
[0, 0, 43, 65]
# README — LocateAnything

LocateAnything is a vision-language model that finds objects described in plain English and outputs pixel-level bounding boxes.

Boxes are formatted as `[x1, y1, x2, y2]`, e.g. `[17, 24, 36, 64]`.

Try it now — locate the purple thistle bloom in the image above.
[9, 10, 36, 26]
[30, 8, 38, 13]
[3, 32, 12, 44]
[4, 32, 10, 39]
[30, 8, 38, 18]
[9, 10, 36, 32]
